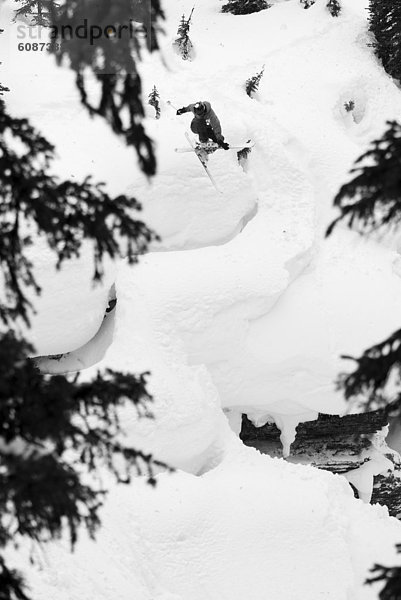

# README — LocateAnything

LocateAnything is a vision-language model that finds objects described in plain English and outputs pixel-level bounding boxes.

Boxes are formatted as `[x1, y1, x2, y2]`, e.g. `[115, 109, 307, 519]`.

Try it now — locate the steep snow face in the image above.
[22, 238, 116, 356]
[3, 0, 401, 596]
[3, 0, 401, 461]
[3, 0, 401, 423]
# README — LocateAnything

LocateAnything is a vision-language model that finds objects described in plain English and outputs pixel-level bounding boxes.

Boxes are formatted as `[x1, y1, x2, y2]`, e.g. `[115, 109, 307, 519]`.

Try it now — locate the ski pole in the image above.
[166, 100, 179, 112]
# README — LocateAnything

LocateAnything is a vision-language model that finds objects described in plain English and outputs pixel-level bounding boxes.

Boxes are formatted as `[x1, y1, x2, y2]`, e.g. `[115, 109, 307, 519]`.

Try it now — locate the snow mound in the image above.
[9, 444, 401, 600]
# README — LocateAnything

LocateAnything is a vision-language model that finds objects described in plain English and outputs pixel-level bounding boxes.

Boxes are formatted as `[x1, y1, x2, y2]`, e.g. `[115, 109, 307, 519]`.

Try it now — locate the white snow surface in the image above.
[2, 0, 401, 597]
[5, 442, 401, 600]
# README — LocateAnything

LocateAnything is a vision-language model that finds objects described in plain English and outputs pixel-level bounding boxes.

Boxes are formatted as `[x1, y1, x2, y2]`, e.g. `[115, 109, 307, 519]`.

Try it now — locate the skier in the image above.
[176, 101, 230, 149]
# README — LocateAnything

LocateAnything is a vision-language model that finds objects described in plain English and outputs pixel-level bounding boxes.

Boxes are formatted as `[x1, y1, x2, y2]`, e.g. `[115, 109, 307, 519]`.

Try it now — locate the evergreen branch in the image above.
[366, 545, 401, 600]
[0, 556, 30, 600]
[46, 0, 164, 175]
[0, 102, 158, 325]
[0, 331, 172, 598]
[326, 121, 401, 236]
[335, 328, 401, 411]
[245, 65, 265, 97]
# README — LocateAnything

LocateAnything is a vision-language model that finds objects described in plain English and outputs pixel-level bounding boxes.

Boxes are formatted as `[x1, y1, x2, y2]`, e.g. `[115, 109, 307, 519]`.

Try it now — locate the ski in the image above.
[184, 132, 222, 194]
[175, 141, 254, 153]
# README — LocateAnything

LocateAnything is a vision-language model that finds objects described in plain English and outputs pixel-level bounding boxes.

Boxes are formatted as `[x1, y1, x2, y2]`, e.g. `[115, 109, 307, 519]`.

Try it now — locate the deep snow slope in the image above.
[3, 0, 401, 417]
[3, 0, 401, 597]
[6, 443, 401, 600]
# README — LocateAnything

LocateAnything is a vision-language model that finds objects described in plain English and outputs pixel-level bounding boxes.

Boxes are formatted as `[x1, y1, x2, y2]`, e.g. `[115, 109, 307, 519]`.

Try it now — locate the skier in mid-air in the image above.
[176, 101, 230, 149]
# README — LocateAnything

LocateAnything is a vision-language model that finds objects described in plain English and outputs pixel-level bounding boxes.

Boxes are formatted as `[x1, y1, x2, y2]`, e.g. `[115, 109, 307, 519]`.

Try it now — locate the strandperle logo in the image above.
[17, 18, 148, 46]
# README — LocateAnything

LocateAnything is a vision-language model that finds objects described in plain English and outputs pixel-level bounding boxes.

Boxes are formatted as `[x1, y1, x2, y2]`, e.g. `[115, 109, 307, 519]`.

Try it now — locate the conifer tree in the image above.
[300, 0, 315, 8]
[0, 18, 165, 597]
[326, 121, 401, 236]
[173, 8, 194, 61]
[221, 0, 271, 15]
[327, 120, 401, 598]
[344, 100, 355, 112]
[369, 0, 401, 84]
[0, 99, 157, 325]
[237, 142, 253, 164]
[245, 65, 265, 97]
[327, 0, 341, 17]
[367, 547, 401, 599]
[0, 92, 164, 599]
[148, 85, 161, 119]
[47, 0, 165, 176]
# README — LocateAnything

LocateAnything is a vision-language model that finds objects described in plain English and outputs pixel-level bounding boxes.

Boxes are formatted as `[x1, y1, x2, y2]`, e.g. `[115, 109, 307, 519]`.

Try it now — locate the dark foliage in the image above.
[237, 142, 252, 163]
[0, 99, 157, 325]
[245, 65, 265, 97]
[0, 557, 30, 600]
[369, 0, 401, 84]
[327, 115, 401, 598]
[221, 0, 271, 15]
[47, 0, 165, 176]
[0, 100, 162, 597]
[148, 85, 161, 119]
[0, 331, 170, 599]
[327, 0, 341, 17]
[0, 26, 164, 599]
[326, 121, 401, 236]
[336, 328, 401, 411]
[367, 545, 401, 600]
[300, 0, 315, 8]
[327, 121, 401, 409]
[173, 9, 194, 60]
[14, 0, 59, 26]
[344, 100, 355, 112]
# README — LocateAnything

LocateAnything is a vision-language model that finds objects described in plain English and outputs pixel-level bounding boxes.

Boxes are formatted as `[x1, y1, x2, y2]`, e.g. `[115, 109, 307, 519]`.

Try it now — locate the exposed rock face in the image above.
[240, 412, 401, 517]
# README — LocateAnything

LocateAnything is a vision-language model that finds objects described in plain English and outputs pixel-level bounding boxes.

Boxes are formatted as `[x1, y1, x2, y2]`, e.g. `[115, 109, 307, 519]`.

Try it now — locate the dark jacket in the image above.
[182, 101, 223, 141]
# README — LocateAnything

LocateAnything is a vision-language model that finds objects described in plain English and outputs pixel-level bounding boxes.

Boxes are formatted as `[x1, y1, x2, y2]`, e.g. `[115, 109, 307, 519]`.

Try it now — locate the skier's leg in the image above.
[207, 126, 218, 143]
[191, 118, 209, 143]
[190, 118, 199, 135]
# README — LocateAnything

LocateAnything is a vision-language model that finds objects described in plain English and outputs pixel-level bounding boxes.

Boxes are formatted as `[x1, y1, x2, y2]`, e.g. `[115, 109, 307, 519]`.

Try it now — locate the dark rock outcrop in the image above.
[240, 411, 401, 517]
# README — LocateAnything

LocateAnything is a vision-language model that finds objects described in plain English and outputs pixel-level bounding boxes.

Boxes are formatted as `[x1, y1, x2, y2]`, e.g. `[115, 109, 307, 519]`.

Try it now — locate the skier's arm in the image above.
[176, 103, 196, 115]
[208, 108, 223, 141]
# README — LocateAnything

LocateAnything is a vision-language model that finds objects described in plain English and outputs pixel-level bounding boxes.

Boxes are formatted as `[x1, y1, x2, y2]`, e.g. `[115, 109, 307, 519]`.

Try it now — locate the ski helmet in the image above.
[194, 102, 206, 116]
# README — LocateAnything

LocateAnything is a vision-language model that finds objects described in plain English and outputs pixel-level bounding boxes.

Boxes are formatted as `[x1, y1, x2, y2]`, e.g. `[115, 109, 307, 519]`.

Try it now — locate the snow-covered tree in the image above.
[327, 0, 341, 17]
[0, 102, 158, 324]
[148, 85, 161, 119]
[300, 0, 315, 9]
[221, 0, 271, 15]
[327, 120, 401, 598]
[245, 65, 265, 97]
[173, 9, 194, 61]
[237, 144, 252, 163]
[369, 0, 401, 84]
